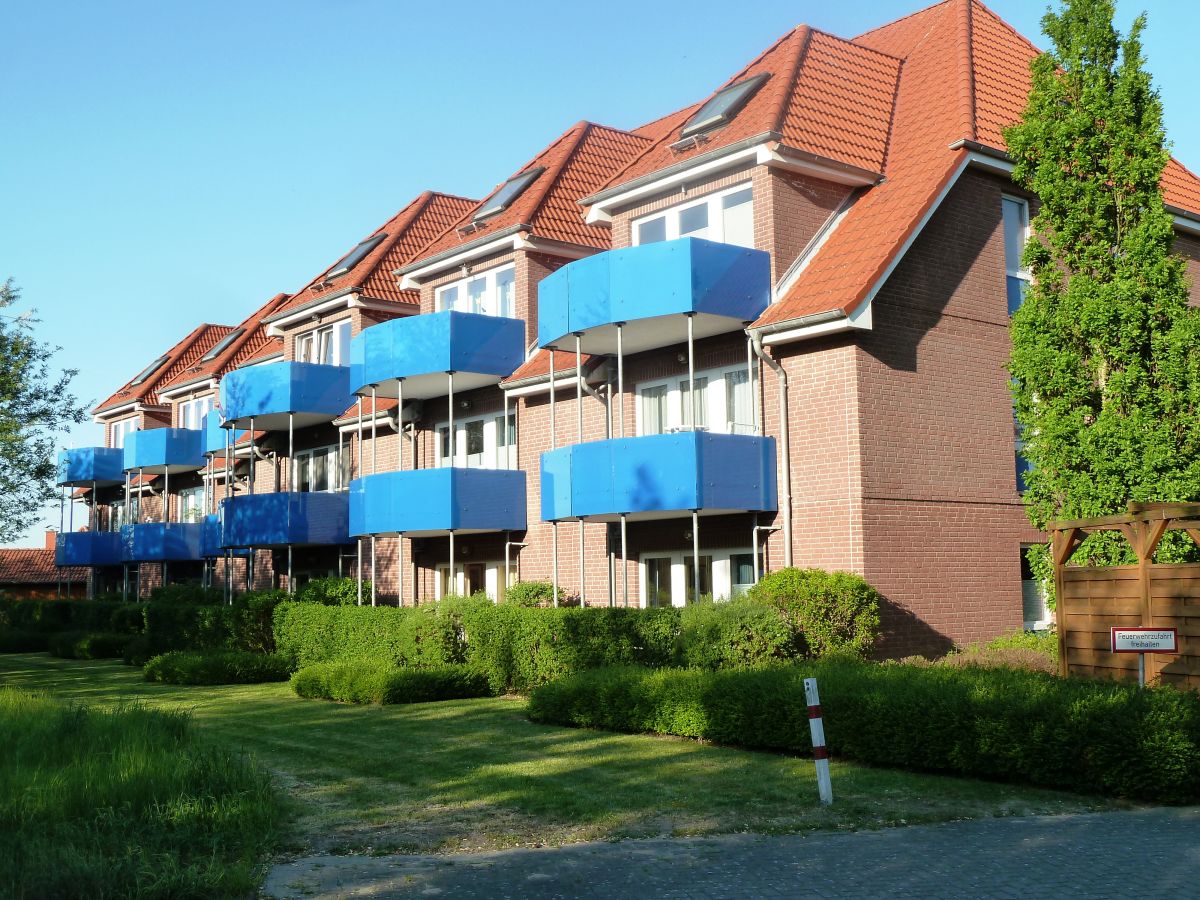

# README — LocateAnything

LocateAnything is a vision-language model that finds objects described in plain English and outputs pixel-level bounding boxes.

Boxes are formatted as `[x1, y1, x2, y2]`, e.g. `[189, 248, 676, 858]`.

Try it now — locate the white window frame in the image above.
[635, 364, 757, 437]
[435, 264, 517, 319]
[110, 417, 138, 449]
[177, 486, 206, 523]
[638, 547, 757, 608]
[291, 444, 348, 493]
[1002, 195, 1032, 316]
[436, 560, 508, 602]
[179, 396, 214, 431]
[632, 183, 755, 249]
[296, 319, 351, 366]
[435, 411, 517, 470]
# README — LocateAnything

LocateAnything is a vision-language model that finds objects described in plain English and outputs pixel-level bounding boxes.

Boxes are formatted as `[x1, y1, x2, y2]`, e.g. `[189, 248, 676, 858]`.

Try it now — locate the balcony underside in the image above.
[350, 468, 526, 537]
[221, 491, 349, 548]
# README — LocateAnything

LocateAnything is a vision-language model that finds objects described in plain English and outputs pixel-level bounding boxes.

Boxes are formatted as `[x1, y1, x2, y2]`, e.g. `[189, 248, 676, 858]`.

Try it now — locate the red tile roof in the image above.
[0, 548, 86, 584]
[410, 123, 653, 266]
[95, 323, 235, 414]
[335, 396, 399, 423]
[273, 192, 478, 318]
[501, 349, 597, 386]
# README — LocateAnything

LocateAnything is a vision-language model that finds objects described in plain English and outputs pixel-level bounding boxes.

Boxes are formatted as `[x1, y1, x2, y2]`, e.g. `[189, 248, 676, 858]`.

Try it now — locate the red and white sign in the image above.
[1110, 627, 1178, 654]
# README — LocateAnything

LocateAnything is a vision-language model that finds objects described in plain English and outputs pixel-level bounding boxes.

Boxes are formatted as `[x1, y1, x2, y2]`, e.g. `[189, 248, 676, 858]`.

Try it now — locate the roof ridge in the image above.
[971, 0, 1043, 57]
[960, 0, 977, 142]
[716, 23, 805, 92]
[305, 191, 432, 288]
[806, 25, 906, 63]
[769, 26, 813, 135]
[852, 0, 955, 45]
[208, 293, 290, 373]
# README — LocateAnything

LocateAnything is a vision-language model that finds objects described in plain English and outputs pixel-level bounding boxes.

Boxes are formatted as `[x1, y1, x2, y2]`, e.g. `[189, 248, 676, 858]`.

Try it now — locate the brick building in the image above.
[54, 0, 1200, 654]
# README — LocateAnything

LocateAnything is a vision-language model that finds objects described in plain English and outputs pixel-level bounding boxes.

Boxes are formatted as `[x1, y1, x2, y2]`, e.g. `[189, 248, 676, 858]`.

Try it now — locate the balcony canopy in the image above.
[56, 447, 124, 487]
[350, 310, 524, 400]
[122, 428, 205, 474]
[349, 468, 526, 538]
[219, 361, 352, 431]
[55, 531, 122, 567]
[541, 432, 776, 522]
[220, 491, 349, 548]
[538, 238, 770, 355]
[121, 523, 204, 562]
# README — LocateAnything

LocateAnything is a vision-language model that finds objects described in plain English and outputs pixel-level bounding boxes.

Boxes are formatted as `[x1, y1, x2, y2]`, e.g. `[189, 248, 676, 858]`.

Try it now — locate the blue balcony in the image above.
[120, 523, 204, 562]
[538, 238, 771, 355]
[200, 514, 249, 558]
[202, 410, 228, 455]
[56, 447, 125, 487]
[55, 531, 123, 567]
[122, 428, 205, 474]
[220, 491, 349, 548]
[349, 468, 526, 537]
[219, 361, 352, 431]
[541, 432, 777, 522]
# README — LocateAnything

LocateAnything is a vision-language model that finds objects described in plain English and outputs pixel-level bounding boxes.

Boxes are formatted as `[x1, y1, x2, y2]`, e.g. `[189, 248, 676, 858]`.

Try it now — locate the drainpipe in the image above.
[750, 330, 792, 568]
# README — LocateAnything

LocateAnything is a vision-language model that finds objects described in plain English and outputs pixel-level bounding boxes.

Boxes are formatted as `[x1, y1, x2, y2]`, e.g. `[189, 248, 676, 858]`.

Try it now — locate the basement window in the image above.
[327, 233, 387, 279]
[474, 167, 545, 222]
[680, 73, 770, 138]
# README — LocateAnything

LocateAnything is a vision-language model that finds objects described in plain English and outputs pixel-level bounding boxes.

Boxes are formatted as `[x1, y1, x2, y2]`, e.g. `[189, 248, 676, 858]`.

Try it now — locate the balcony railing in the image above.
[56, 447, 124, 487]
[120, 523, 204, 562]
[350, 309, 524, 399]
[122, 428, 205, 473]
[219, 361, 352, 431]
[220, 491, 349, 548]
[538, 238, 770, 355]
[349, 468, 526, 537]
[55, 531, 123, 567]
[541, 432, 777, 522]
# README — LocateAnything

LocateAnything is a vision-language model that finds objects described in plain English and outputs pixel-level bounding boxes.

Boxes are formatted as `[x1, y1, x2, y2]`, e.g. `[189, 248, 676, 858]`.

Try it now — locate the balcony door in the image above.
[640, 547, 756, 607]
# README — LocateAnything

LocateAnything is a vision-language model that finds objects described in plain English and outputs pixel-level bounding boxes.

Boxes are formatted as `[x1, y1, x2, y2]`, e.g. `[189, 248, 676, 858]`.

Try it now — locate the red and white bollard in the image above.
[804, 677, 833, 806]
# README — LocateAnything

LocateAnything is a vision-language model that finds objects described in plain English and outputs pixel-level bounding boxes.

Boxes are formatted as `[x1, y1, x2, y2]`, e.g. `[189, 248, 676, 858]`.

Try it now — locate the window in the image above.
[292, 445, 346, 492]
[437, 413, 514, 469]
[178, 486, 205, 523]
[327, 233, 387, 279]
[680, 73, 770, 138]
[465, 420, 485, 468]
[637, 366, 756, 437]
[725, 369, 754, 434]
[179, 396, 213, 431]
[200, 329, 244, 363]
[111, 418, 137, 449]
[645, 557, 673, 608]
[474, 168, 544, 221]
[1021, 547, 1051, 629]
[107, 497, 138, 532]
[1002, 196, 1031, 315]
[435, 265, 518, 319]
[129, 355, 168, 386]
[640, 547, 756, 607]
[296, 320, 351, 366]
[683, 555, 714, 604]
[639, 384, 669, 435]
[730, 553, 755, 598]
[633, 184, 754, 249]
[680, 377, 708, 429]
[494, 412, 516, 469]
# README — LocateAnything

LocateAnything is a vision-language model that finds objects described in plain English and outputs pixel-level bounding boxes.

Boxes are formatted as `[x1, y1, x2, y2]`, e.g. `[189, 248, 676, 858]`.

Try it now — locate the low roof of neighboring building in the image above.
[0, 548, 86, 583]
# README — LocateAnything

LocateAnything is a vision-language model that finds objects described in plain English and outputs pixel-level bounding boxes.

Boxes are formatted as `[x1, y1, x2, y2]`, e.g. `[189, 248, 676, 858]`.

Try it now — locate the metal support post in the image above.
[687, 313, 697, 430]
[371, 535, 377, 606]
[448, 530, 456, 595]
[616, 323, 625, 438]
[357, 538, 363, 605]
[371, 385, 378, 475]
[620, 514, 628, 606]
[692, 509, 701, 603]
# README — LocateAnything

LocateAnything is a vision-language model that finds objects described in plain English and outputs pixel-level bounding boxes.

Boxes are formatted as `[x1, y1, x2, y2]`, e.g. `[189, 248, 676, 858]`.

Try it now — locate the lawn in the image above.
[0, 653, 1116, 857]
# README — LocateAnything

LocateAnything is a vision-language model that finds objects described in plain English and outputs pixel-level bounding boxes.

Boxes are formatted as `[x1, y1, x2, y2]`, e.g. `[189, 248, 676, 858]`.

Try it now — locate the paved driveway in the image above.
[264, 807, 1199, 899]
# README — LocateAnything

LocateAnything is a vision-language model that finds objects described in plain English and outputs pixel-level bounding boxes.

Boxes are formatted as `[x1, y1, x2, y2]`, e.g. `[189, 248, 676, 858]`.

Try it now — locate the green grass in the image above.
[0, 684, 279, 899]
[0, 653, 1118, 858]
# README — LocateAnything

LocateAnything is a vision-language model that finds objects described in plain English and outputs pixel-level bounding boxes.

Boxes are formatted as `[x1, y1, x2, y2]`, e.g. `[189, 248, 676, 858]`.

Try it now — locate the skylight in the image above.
[327, 233, 387, 279]
[680, 73, 771, 138]
[129, 355, 168, 387]
[473, 167, 545, 222]
[200, 328, 245, 363]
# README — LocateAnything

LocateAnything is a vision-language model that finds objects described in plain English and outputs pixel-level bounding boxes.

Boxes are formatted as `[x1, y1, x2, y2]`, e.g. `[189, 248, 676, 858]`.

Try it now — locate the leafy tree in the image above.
[0, 279, 87, 542]
[1005, 0, 1200, 585]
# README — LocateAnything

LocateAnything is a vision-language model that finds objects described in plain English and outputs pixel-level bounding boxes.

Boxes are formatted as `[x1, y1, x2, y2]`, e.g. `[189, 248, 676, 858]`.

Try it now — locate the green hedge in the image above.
[145, 584, 225, 605]
[290, 662, 493, 704]
[47, 631, 132, 660]
[293, 577, 369, 606]
[747, 568, 881, 656]
[141, 590, 287, 658]
[527, 661, 1200, 803]
[0, 629, 48, 653]
[143, 650, 293, 685]
[273, 601, 462, 670]
[0, 600, 142, 636]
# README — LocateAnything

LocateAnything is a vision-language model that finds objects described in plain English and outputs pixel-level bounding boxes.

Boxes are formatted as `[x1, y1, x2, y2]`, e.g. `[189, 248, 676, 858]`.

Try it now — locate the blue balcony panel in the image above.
[56, 447, 124, 487]
[201, 514, 251, 558]
[202, 410, 228, 455]
[219, 361, 352, 431]
[122, 428, 205, 474]
[221, 491, 349, 548]
[121, 523, 204, 562]
[541, 432, 777, 522]
[538, 238, 771, 354]
[350, 310, 525, 399]
[349, 468, 526, 538]
[55, 531, 123, 567]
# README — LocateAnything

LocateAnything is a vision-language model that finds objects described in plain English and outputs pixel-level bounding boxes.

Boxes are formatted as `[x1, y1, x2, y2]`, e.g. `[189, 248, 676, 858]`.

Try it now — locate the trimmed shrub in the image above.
[294, 577, 367, 606]
[141, 589, 287, 657]
[47, 631, 132, 660]
[0, 599, 140, 636]
[0, 629, 48, 652]
[528, 661, 1200, 804]
[143, 650, 292, 685]
[504, 580, 559, 607]
[147, 584, 224, 605]
[122, 635, 156, 667]
[273, 602, 461, 670]
[290, 661, 492, 704]
[748, 568, 881, 657]
[676, 597, 800, 669]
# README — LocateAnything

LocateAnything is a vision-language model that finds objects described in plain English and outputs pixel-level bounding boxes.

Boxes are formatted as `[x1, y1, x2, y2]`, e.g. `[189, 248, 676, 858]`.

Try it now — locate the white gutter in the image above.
[156, 379, 217, 401]
[502, 373, 585, 399]
[398, 232, 525, 288]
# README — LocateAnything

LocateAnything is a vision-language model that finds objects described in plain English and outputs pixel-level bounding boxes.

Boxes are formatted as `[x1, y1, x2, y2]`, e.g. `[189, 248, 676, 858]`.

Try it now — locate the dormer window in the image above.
[435, 265, 516, 318]
[473, 168, 544, 222]
[633, 184, 754, 249]
[327, 233, 387, 279]
[296, 320, 351, 366]
[680, 73, 770, 138]
[110, 417, 137, 449]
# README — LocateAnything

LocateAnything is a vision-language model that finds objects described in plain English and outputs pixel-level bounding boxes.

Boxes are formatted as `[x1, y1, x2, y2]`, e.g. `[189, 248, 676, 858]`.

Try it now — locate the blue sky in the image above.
[2, 0, 1198, 546]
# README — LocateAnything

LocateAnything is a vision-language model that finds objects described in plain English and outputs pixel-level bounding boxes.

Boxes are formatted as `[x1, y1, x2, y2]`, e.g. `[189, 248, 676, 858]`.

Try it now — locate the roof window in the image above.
[129, 355, 168, 386]
[200, 328, 245, 363]
[327, 233, 387, 279]
[473, 167, 545, 222]
[680, 73, 770, 138]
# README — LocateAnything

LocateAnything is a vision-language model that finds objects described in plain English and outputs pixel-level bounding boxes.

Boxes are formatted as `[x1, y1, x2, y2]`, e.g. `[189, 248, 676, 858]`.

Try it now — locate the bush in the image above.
[46, 631, 131, 660]
[122, 635, 156, 667]
[290, 661, 493, 704]
[676, 597, 800, 669]
[0, 599, 142, 636]
[294, 577, 367, 606]
[143, 650, 293, 685]
[505, 580, 559, 607]
[273, 602, 462, 670]
[748, 568, 881, 657]
[0, 629, 48, 653]
[147, 584, 224, 605]
[141, 589, 287, 658]
[528, 660, 1200, 804]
